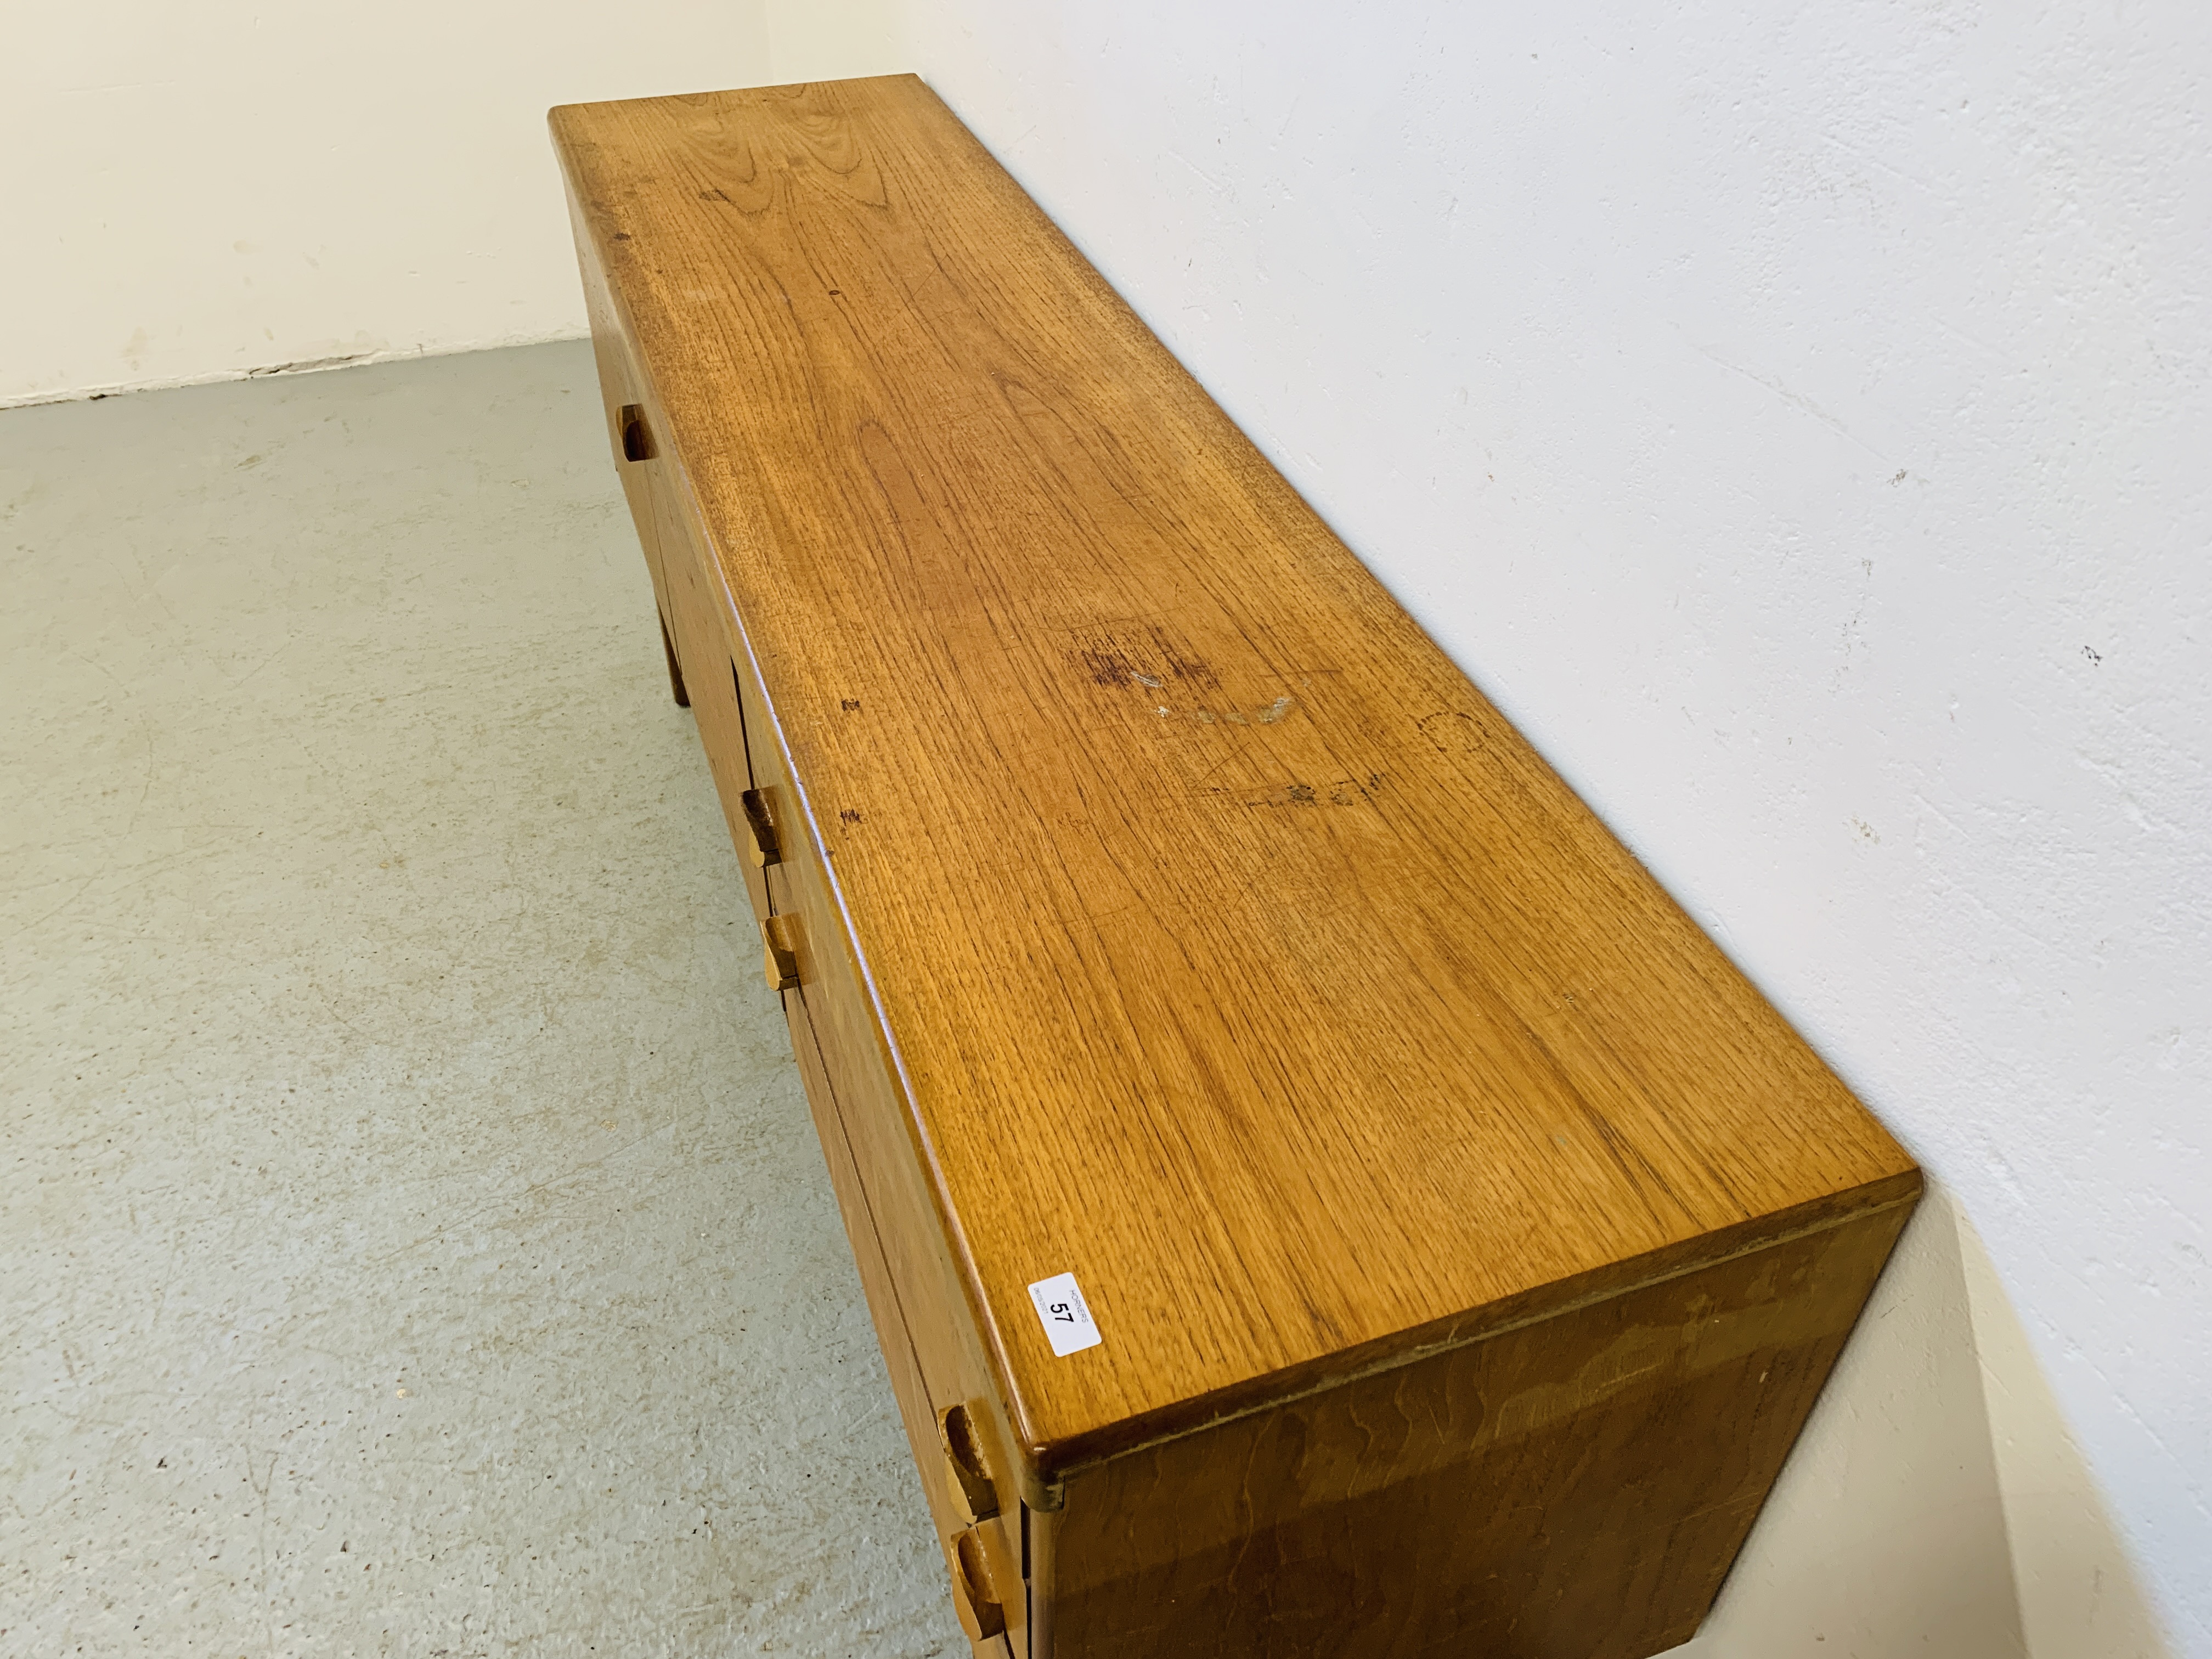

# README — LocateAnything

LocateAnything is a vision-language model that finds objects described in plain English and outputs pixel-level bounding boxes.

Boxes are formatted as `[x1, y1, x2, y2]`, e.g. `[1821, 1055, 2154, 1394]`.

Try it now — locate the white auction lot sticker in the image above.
[1026, 1271, 1102, 1357]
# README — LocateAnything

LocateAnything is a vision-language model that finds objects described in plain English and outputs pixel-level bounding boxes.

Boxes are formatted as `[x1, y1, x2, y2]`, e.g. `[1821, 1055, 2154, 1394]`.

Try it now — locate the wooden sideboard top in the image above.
[550, 75, 1918, 1476]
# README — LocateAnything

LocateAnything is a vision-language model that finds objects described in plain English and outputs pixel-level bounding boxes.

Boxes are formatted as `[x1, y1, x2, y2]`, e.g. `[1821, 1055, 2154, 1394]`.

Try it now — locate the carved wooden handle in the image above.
[761, 914, 800, 991]
[938, 1401, 1000, 1523]
[946, 1526, 1009, 1642]
[741, 787, 782, 868]
[617, 403, 655, 462]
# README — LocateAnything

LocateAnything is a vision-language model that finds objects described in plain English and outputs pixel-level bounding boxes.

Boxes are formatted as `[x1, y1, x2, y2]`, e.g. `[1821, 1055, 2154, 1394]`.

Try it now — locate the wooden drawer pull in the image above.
[741, 786, 783, 867]
[618, 403, 656, 462]
[946, 1526, 1008, 1642]
[938, 1401, 1000, 1523]
[761, 914, 800, 991]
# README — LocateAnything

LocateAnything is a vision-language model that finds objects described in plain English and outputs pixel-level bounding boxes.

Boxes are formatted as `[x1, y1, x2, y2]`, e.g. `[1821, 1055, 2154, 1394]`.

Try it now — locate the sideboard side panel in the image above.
[1047, 1198, 1913, 1659]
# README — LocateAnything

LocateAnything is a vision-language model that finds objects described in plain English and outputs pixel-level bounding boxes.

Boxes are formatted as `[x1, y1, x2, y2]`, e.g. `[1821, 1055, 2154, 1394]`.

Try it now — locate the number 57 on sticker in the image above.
[1026, 1271, 1103, 1357]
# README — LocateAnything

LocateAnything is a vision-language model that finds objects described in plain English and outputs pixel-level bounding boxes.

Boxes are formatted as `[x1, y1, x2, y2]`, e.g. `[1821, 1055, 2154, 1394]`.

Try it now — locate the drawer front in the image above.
[567, 191, 673, 641]
[572, 217, 763, 901]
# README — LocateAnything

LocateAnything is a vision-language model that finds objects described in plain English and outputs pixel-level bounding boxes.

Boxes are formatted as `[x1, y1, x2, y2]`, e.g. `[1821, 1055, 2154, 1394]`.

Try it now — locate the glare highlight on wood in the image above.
[551, 74, 1920, 1658]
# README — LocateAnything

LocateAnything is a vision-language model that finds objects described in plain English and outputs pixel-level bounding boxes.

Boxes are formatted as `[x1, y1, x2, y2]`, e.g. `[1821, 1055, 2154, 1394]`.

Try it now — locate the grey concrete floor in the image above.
[2, 342, 959, 1657]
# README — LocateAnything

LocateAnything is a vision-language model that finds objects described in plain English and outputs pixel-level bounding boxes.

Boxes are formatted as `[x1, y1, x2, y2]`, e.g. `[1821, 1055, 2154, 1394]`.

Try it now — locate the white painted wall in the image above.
[10, 1, 2203, 1652]
[0, 0, 901, 405]
[878, 4, 2208, 1654]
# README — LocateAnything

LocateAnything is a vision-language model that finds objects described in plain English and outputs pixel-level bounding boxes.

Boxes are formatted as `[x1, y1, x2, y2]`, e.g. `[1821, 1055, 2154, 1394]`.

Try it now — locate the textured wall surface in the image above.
[874, 4, 2209, 1652]
[0, 0, 900, 406]
[1, 343, 964, 1656]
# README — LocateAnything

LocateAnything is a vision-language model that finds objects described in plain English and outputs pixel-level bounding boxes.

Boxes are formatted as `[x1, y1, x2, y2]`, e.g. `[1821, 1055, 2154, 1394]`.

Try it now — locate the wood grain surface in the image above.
[1046, 1197, 1914, 1657]
[549, 76, 1918, 1488]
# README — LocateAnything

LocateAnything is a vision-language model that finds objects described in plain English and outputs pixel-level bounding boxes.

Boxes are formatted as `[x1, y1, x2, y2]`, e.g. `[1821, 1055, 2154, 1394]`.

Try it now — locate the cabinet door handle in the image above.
[741, 787, 783, 868]
[938, 1402, 1001, 1523]
[618, 403, 656, 462]
[761, 914, 801, 991]
[946, 1526, 1009, 1642]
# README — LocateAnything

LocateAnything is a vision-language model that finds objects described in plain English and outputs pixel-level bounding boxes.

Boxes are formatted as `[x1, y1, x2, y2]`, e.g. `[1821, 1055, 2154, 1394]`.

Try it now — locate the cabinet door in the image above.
[783, 988, 1020, 1658]
[726, 640, 1032, 1651]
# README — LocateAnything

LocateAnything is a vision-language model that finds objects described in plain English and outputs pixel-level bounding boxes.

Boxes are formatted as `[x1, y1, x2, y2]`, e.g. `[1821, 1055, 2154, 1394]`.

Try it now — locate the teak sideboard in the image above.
[550, 75, 1920, 1659]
